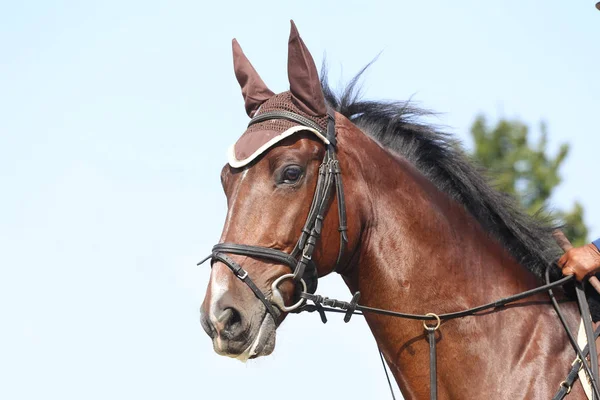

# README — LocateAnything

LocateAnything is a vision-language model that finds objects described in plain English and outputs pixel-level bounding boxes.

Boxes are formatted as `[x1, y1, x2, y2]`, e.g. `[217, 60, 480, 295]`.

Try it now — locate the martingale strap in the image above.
[552, 326, 600, 400]
[297, 266, 600, 400]
[546, 266, 600, 400]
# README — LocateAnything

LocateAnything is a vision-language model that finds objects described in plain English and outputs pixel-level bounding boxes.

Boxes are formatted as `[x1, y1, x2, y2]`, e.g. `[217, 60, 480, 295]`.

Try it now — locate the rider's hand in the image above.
[558, 243, 600, 281]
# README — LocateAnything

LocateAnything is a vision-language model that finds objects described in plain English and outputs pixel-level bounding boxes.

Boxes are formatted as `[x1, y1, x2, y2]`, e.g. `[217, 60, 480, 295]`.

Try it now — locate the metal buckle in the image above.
[559, 381, 572, 394]
[236, 269, 248, 280]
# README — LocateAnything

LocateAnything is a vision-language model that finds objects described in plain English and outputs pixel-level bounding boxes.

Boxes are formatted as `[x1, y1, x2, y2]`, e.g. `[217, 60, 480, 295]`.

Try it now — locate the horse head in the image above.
[199, 21, 359, 361]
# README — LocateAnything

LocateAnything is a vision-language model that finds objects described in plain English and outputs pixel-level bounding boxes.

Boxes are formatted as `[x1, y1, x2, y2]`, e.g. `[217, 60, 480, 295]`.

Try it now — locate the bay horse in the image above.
[199, 21, 597, 399]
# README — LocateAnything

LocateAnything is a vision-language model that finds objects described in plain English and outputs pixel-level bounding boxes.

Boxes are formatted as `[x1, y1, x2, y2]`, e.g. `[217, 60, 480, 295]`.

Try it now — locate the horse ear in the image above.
[287, 20, 327, 116]
[232, 39, 275, 117]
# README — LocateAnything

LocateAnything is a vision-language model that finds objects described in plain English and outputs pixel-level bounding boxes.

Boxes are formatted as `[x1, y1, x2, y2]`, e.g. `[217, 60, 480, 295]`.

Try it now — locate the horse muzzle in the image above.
[200, 305, 277, 361]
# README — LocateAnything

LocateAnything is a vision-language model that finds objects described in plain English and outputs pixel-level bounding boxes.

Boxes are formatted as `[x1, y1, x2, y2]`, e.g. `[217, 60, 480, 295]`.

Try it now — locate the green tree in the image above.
[470, 115, 588, 246]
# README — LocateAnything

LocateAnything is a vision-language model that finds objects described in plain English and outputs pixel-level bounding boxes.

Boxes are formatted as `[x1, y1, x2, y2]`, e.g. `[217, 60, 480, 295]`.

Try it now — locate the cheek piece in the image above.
[198, 107, 348, 322]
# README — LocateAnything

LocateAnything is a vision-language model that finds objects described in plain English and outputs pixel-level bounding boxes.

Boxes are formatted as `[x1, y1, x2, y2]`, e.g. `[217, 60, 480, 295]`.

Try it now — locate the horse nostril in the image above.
[229, 308, 242, 327]
[217, 308, 233, 324]
[215, 307, 242, 333]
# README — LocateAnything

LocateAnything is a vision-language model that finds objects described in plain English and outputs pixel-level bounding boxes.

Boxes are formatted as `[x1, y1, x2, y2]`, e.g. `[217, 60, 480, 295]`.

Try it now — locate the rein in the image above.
[200, 109, 600, 400]
[295, 271, 600, 399]
[295, 270, 600, 399]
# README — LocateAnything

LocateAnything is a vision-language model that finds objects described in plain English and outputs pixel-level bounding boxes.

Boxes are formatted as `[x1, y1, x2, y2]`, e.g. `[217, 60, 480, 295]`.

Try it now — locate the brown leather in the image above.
[232, 39, 274, 117]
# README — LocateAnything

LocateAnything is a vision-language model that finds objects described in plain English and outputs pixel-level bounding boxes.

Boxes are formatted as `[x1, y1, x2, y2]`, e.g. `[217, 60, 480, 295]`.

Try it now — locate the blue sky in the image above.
[1, 1, 599, 399]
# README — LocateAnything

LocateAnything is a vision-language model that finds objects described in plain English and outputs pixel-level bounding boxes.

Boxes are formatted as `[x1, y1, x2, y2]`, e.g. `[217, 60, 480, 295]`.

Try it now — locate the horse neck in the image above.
[335, 120, 579, 398]
[336, 120, 540, 302]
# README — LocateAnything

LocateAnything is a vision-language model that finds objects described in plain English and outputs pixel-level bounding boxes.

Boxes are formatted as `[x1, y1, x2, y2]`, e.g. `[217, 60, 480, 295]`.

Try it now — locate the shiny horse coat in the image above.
[199, 21, 598, 399]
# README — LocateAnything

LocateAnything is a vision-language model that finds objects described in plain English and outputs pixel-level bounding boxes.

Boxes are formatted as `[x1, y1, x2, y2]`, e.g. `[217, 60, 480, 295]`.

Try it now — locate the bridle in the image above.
[199, 109, 600, 400]
[198, 107, 348, 321]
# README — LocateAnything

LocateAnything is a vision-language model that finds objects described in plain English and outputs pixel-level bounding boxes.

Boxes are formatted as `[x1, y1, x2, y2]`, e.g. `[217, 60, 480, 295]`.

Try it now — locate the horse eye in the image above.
[282, 165, 303, 183]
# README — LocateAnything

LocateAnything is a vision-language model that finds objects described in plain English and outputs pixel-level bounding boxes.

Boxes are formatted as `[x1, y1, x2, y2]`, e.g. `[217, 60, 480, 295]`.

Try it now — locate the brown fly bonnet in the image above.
[228, 21, 331, 167]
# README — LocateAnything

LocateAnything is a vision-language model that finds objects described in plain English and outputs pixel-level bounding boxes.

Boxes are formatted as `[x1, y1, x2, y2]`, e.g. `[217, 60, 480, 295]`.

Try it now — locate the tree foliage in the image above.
[470, 115, 588, 246]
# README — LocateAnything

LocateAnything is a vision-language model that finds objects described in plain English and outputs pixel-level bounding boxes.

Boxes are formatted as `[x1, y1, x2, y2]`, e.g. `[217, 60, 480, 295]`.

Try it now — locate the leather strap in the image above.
[576, 282, 599, 400]
[552, 326, 600, 400]
[299, 275, 575, 322]
[212, 243, 298, 269]
[379, 349, 397, 400]
[428, 329, 437, 400]
[326, 106, 337, 147]
[298, 267, 599, 400]
[210, 252, 280, 321]
[249, 110, 325, 138]
[546, 266, 600, 399]
[331, 153, 348, 268]
[212, 242, 318, 294]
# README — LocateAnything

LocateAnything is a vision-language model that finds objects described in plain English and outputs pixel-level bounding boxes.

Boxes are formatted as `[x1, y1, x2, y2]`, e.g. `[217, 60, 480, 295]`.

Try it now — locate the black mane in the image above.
[321, 69, 563, 282]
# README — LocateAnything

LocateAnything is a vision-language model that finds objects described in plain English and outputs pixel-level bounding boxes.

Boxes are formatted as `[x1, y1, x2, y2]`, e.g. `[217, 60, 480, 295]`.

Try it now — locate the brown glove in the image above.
[558, 243, 600, 281]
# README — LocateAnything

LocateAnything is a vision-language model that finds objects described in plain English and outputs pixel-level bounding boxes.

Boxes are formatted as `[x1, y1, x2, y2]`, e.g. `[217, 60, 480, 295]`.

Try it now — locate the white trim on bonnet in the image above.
[227, 125, 330, 168]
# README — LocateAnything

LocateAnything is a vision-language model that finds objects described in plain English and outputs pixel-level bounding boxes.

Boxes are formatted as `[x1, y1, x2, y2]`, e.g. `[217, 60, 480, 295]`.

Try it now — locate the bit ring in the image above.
[271, 273, 307, 312]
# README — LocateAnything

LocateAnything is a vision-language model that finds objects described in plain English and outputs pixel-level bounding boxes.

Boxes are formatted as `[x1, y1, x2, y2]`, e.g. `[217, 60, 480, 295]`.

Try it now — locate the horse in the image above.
[199, 21, 596, 399]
